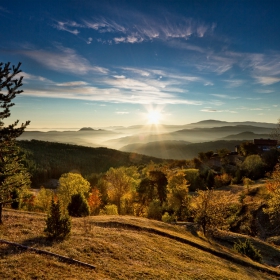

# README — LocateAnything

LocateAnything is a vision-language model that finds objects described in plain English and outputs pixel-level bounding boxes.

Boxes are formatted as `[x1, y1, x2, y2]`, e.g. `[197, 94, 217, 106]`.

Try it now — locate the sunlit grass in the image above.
[1, 210, 279, 279]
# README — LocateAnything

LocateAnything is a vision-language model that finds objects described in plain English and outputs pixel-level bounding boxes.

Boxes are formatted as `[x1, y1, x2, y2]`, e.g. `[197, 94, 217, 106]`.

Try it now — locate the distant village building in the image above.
[253, 139, 277, 152]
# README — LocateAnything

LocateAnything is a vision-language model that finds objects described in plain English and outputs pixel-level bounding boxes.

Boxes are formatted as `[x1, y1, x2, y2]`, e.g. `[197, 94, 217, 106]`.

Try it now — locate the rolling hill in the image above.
[120, 140, 244, 160]
[1, 210, 280, 279]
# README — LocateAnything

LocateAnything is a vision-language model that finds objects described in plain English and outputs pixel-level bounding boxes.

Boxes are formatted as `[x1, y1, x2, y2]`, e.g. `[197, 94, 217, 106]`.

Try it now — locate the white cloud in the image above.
[200, 108, 237, 113]
[53, 21, 82, 35]
[21, 45, 108, 75]
[20, 72, 53, 83]
[56, 81, 89, 86]
[87, 37, 93, 44]
[83, 18, 126, 33]
[56, 13, 214, 45]
[116, 111, 129, 115]
[253, 76, 280, 85]
[211, 94, 240, 100]
[223, 79, 244, 88]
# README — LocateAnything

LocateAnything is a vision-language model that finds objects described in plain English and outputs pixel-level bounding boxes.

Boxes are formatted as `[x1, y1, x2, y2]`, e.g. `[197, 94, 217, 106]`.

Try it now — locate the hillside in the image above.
[121, 140, 244, 159]
[18, 140, 165, 187]
[1, 210, 280, 279]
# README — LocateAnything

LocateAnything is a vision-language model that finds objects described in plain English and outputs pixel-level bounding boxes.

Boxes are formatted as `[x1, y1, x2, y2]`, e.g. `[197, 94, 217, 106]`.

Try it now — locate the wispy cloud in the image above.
[53, 21, 82, 35]
[116, 111, 129, 115]
[200, 108, 237, 113]
[56, 81, 89, 86]
[53, 12, 215, 45]
[223, 79, 244, 88]
[211, 94, 240, 100]
[21, 45, 108, 75]
[253, 76, 280, 85]
[20, 72, 53, 83]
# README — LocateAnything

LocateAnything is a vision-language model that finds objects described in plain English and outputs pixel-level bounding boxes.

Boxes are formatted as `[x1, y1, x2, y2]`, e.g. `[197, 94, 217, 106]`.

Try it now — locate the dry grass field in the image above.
[1, 208, 280, 280]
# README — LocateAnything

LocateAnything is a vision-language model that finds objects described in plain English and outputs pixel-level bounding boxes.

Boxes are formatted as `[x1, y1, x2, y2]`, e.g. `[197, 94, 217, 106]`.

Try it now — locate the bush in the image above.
[233, 239, 262, 263]
[67, 193, 90, 217]
[161, 212, 176, 223]
[214, 173, 232, 188]
[44, 198, 71, 240]
[101, 204, 118, 215]
[147, 199, 162, 220]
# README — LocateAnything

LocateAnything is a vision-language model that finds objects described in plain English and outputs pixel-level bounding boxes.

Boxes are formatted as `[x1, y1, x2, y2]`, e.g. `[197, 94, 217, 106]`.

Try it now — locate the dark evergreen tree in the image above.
[0, 62, 30, 223]
[67, 193, 90, 217]
[45, 198, 71, 240]
[149, 170, 168, 205]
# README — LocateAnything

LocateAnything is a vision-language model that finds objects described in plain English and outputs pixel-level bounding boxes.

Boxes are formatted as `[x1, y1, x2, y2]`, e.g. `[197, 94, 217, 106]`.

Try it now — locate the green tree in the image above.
[67, 193, 90, 217]
[44, 198, 71, 240]
[149, 170, 168, 204]
[0, 62, 30, 223]
[239, 142, 258, 156]
[57, 173, 90, 210]
[241, 155, 266, 179]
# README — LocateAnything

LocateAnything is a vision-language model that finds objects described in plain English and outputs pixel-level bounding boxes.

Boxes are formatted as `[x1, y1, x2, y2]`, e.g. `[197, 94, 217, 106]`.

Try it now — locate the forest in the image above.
[14, 137, 280, 242]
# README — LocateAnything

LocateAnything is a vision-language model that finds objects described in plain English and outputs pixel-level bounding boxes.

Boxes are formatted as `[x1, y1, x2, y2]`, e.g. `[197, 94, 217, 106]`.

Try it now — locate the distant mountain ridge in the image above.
[19, 120, 276, 159]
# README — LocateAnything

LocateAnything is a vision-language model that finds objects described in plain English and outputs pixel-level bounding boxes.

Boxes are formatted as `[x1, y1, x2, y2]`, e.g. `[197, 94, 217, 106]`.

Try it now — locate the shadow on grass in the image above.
[0, 235, 59, 258]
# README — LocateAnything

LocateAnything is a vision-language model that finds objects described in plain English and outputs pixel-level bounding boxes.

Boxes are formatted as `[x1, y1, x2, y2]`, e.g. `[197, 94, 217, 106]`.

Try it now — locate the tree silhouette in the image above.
[0, 62, 30, 223]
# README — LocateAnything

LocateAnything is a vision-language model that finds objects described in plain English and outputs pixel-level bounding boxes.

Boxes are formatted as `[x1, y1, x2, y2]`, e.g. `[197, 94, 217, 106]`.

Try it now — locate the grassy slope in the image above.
[1, 210, 280, 280]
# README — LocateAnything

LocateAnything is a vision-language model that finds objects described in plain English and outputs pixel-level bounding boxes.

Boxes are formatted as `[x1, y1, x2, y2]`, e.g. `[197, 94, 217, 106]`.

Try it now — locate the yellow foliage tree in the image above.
[57, 173, 90, 210]
[191, 189, 238, 235]
[264, 164, 280, 223]
[104, 166, 139, 214]
[167, 170, 190, 220]
[34, 187, 53, 212]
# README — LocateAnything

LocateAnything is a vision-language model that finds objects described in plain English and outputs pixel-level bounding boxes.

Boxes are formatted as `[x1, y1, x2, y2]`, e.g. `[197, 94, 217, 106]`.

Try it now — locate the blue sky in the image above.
[1, 0, 280, 129]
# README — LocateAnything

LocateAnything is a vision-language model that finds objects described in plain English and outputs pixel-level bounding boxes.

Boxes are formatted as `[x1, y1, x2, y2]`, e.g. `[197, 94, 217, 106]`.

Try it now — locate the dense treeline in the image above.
[18, 140, 166, 187]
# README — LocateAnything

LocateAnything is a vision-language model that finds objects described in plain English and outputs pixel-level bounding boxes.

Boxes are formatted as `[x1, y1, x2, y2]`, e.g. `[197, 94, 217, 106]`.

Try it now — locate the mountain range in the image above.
[20, 120, 276, 160]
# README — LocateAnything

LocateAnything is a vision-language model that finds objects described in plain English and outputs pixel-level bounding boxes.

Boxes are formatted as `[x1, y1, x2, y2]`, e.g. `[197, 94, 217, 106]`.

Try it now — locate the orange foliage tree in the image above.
[87, 188, 101, 215]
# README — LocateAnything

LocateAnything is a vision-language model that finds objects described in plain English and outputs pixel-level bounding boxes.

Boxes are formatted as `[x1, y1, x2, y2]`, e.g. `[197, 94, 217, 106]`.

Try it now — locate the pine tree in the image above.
[67, 193, 90, 217]
[45, 198, 71, 240]
[0, 62, 30, 223]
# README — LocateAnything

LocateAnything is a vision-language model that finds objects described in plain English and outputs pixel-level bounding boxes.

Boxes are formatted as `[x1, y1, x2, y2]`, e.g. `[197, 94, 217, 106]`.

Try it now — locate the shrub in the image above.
[147, 199, 162, 220]
[67, 193, 90, 217]
[44, 198, 71, 240]
[214, 173, 232, 188]
[241, 155, 266, 180]
[185, 169, 205, 192]
[161, 212, 176, 223]
[101, 204, 118, 215]
[233, 239, 262, 263]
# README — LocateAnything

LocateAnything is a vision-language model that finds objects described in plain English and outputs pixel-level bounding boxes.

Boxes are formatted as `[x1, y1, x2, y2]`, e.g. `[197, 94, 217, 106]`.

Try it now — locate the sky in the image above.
[1, 0, 280, 129]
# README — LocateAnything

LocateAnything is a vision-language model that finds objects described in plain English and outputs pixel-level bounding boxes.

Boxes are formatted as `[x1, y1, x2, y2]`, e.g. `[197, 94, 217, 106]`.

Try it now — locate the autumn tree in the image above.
[57, 173, 90, 210]
[34, 187, 53, 212]
[0, 62, 30, 223]
[104, 166, 139, 214]
[191, 189, 238, 235]
[87, 187, 101, 215]
[263, 164, 280, 224]
[167, 170, 190, 220]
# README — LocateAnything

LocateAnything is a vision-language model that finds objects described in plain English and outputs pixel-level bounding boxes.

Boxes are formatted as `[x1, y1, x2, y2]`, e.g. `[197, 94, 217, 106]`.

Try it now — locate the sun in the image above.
[147, 110, 161, 125]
